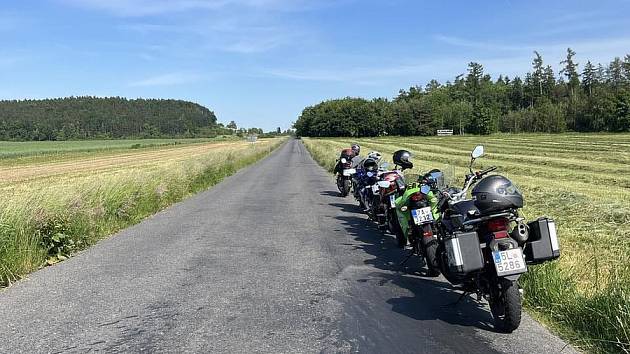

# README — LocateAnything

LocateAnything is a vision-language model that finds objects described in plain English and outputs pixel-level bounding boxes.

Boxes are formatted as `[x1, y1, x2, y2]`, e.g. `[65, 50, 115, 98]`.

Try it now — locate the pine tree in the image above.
[560, 48, 580, 97]
[582, 61, 596, 96]
[532, 51, 545, 97]
[543, 65, 556, 99]
[607, 57, 624, 88]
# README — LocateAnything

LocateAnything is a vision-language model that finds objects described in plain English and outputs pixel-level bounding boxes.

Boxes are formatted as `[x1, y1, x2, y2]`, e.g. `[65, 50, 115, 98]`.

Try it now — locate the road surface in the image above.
[0, 139, 574, 353]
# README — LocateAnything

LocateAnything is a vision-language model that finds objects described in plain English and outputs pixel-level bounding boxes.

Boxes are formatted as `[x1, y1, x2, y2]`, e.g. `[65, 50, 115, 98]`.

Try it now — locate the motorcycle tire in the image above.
[490, 279, 522, 333]
[388, 210, 405, 248]
[423, 239, 441, 277]
[340, 179, 351, 197]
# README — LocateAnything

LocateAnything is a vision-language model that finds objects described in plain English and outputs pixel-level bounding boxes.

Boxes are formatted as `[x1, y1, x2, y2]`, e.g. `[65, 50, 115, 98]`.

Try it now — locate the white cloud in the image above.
[264, 35, 630, 86]
[433, 35, 526, 52]
[128, 72, 203, 87]
[60, 0, 337, 17]
[433, 35, 630, 66]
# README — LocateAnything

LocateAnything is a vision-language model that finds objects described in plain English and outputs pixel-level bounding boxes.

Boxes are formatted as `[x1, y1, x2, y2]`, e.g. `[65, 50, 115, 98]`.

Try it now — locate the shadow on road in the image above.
[331, 196, 498, 332]
[320, 190, 342, 197]
[378, 272, 496, 331]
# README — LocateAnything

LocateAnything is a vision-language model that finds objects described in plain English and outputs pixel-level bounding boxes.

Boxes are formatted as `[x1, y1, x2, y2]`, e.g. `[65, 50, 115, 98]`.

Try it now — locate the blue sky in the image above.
[2, 0, 630, 131]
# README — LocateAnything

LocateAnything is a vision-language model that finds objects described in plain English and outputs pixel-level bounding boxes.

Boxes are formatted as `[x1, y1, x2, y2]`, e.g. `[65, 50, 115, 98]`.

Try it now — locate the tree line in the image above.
[0, 97, 219, 140]
[294, 49, 630, 136]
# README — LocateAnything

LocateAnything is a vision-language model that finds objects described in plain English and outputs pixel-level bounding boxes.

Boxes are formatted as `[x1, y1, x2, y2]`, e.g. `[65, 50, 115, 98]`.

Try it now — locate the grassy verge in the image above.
[0, 138, 285, 286]
[303, 134, 630, 353]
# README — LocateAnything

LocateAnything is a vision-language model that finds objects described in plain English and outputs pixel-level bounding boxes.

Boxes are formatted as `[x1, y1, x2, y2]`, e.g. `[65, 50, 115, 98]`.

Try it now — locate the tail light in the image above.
[488, 218, 509, 239]
[422, 224, 433, 238]
[410, 193, 423, 202]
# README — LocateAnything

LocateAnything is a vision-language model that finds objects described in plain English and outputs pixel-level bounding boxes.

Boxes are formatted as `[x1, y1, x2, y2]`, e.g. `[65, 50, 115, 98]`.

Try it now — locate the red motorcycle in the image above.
[334, 148, 357, 197]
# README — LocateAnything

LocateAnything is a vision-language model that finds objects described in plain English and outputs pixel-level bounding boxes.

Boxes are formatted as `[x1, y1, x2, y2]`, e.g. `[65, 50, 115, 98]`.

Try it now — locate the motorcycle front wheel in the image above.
[490, 279, 522, 333]
[388, 210, 406, 248]
[338, 177, 351, 197]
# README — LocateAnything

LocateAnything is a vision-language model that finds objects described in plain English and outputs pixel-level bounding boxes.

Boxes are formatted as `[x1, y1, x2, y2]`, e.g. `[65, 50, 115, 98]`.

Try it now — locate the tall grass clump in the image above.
[303, 134, 630, 353]
[0, 139, 284, 286]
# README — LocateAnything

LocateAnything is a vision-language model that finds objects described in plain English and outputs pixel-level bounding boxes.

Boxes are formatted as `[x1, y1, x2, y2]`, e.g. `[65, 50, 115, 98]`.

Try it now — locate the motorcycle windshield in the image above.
[443, 164, 455, 189]
[402, 172, 421, 186]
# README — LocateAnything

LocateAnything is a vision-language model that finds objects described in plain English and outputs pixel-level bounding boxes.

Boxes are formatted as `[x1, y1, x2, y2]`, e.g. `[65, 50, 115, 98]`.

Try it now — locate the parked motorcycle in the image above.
[334, 149, 357, 197]
[435, 145, 560, 332]
[394, 173, 441, 276]
[352, 152, 382, 213]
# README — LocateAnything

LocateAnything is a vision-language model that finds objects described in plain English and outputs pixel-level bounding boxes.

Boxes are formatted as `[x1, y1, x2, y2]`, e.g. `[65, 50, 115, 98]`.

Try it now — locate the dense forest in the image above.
[294, 49, 630, 136]
[0, 97, 220, 140]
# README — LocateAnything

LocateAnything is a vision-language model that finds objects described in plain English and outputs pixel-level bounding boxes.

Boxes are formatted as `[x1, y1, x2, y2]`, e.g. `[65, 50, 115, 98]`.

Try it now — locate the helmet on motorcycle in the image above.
[367, 151, 382, 161]
[472, 175, 524, 213]
[392, 150, 413, 170]
[362, 158, 378, 171]
[351, 144, 360, 155]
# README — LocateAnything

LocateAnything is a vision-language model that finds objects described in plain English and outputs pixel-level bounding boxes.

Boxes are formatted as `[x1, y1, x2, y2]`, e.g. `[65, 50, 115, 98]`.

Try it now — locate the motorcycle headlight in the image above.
[341, 158, 347, 164]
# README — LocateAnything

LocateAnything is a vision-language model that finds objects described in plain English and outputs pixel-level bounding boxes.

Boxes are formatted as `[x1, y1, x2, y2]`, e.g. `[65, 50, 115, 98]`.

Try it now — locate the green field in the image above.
[0, 138, 284, 287]
[304, 133, 630, 353]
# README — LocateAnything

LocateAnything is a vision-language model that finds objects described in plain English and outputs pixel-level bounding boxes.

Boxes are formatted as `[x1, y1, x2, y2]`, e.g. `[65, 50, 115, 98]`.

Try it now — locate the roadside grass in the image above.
[0, 138, 285, 287]
[303, 134, 630, 354]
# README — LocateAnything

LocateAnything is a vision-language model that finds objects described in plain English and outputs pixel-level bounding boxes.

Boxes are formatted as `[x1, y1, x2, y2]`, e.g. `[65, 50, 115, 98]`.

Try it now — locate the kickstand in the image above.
[398, 250, 414, 266]
[445, 291, 470, 307]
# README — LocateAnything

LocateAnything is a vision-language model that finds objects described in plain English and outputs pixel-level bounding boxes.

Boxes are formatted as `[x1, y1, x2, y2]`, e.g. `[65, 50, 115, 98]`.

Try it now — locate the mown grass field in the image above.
[304, 134, 630, 353]
[0, 137, 240, 165]
[0, 137, 284, 287]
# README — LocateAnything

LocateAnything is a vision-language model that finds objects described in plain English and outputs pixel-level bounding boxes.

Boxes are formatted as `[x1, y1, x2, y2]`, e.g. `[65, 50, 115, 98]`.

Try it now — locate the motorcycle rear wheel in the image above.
[423, 239, 440, 277]
[490, 279, 522, 333]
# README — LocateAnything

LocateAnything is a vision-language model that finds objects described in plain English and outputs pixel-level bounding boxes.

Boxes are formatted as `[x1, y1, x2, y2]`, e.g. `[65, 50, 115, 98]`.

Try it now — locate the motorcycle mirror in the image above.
[471, 145, 484, 159]
[377, 181, 391, 188]
[380, 162, 389, 169]
[420, 185, 431, 194]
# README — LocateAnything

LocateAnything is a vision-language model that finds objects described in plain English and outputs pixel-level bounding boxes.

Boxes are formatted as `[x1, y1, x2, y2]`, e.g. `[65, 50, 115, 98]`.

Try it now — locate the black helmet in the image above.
[424, 169, 444, 188]
[351, 144, 360, 155]
[392, 150, 413, 170]
[362, 157, 378, 171]
[472, 175, 524, 213]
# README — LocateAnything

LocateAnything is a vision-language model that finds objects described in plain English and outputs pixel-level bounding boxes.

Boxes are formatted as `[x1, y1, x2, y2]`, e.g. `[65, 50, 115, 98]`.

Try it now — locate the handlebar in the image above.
[476, 166, 497, 177]
[444, 166, 498, 201]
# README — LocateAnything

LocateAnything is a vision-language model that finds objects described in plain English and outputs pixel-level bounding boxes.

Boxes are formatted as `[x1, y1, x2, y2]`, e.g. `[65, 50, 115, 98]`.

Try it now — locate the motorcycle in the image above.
[394, 173, 441, 276]
[374, 167, 406, 235]
[434, 145, 560, 332]
[352, 153, 382, 214]
[334, 149, 357, 197]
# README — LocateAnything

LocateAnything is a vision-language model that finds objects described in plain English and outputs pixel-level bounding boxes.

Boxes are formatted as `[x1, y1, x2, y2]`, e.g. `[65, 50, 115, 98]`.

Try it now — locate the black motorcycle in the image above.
[435, 145, 560, 332]
[334, 152, 356, 197]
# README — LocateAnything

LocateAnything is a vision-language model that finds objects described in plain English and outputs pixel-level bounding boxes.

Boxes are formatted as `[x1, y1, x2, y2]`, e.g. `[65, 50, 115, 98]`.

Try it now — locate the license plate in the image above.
[411, 207, 433, 225]
[342, 168, 356, 176]
[389, 195, 396, 208]
[493, 248, 527, 276]
[371, 184, 380, 193]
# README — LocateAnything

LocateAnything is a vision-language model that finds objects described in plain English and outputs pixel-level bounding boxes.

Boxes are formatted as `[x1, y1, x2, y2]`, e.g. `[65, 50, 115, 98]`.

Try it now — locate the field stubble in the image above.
[304, 134, 630, 353]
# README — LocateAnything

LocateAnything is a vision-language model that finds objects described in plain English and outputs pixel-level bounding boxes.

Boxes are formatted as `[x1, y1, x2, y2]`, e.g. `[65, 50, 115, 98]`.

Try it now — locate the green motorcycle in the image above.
[394, 174, 441, 277]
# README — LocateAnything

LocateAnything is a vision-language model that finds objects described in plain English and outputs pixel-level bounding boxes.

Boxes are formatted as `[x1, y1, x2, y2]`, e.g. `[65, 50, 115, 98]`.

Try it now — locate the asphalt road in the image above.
[0, 139, 575, 353]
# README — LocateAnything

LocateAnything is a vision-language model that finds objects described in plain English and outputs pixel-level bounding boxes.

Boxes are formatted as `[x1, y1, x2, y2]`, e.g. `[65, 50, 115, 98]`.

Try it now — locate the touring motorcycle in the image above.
[434, 145, 560, 332]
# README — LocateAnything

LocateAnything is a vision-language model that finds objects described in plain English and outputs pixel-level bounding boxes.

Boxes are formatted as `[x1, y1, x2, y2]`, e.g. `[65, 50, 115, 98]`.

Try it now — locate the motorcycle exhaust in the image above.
[511, 221, 529, 244]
